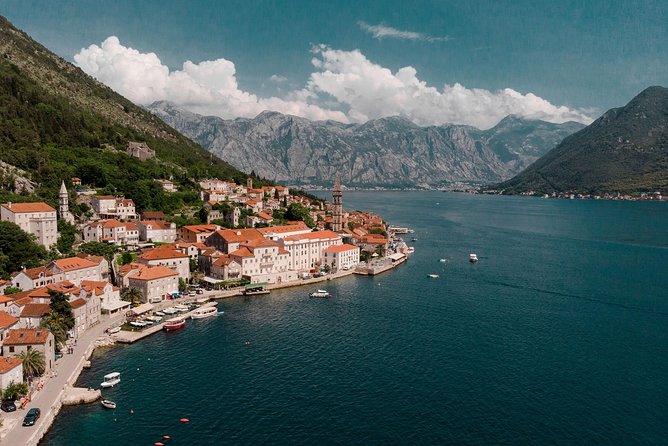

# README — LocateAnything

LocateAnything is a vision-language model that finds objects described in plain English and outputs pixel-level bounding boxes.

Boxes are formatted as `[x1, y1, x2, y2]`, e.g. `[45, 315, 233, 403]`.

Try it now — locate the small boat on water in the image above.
[406, 247, 415, 253]
[101, 399, 116, 409]
[145, 315, 163, 323]
[154, 311, 165, 317]
[411, 237, 418, 242]
[309, 289, 332, 298]
[191, 306, 218, 319]
[427, 274, 439, 278]
[106, 326, 121, 334]
[174, 305, 190, 313]
[164, 317, 186, 331]
[100, 372, 121, 388]
[162, 307, 178, 315]
[469, 253, 478, 263]
[439, 258, 447, 263]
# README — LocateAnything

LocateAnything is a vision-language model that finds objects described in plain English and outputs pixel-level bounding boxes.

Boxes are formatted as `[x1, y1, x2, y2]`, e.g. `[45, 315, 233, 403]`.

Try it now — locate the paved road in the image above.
[1, 313, 123, 446]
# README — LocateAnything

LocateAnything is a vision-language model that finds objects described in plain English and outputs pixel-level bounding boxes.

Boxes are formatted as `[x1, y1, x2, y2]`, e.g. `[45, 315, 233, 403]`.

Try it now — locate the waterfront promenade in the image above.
[0, 313, 124, 446]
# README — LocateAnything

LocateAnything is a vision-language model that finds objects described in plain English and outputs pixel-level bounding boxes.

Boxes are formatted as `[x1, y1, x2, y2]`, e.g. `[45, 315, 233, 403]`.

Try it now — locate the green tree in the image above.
[40, 311, 69, 349]
[0, 221, 48, 278]
[284, 203, 315, 227]
[121, 288, 142, 306]
[179, 278, 187, 292]
[3, 286, 21, 295]
[198, 207, 209, 224]
[119, 251, 133, 265]
[56, 219, 77, 255]
[78, 241, 116, 260]
[3, 381, 29, 401]
[18, 349, 46, 380]
[49, 291, 75, 330]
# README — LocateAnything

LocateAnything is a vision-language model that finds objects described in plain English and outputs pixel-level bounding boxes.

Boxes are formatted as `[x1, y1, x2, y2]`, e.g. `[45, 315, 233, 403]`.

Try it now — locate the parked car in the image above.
[22, 407, 41, 426]
[1, 400, 16, 412]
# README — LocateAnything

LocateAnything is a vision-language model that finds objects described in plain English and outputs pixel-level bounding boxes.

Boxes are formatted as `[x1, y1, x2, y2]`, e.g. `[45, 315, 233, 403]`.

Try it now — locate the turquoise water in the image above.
[43, 192, 668, 445]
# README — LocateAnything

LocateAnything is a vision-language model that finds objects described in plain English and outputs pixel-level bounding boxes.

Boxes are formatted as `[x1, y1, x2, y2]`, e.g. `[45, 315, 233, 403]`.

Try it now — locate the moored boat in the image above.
[469, 253, 478, 263]
[162, 307, 178, 315]
[100, 372, 121, 388]
[191, 306, 218, 319]
[106, 326, 121, 334]
[174, 304, 189, 313]
[164, 317, 186, 331]
[309, 289, 332, 298]
[101, 399, 116, 409]
[427, 274, 439, 278]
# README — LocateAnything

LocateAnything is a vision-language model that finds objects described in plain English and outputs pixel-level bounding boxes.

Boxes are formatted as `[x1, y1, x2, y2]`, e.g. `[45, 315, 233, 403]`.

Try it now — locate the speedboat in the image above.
[191, 307, 218, 319]
[162, 307, 178, 315]
[439, 259, 447, 263]
[411, 237, 418, 242]
[164, 317, 186, 331]
[469, 253, 478, 263]
[145, 315, 163, 322]
[130, 321, 149, 328]
[107, 326, 121, 334]
[427, 274, 439, 278]
[174, 305, 190, 313]
[100, 372, 121, 388]
[154, 311, 165, 317]
[101, 399, 116, 409]
[309, 289, 332, 298]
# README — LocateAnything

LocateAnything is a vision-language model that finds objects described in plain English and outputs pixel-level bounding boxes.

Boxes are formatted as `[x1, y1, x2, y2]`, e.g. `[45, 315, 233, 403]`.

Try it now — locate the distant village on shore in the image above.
[0, 141, 411, 417]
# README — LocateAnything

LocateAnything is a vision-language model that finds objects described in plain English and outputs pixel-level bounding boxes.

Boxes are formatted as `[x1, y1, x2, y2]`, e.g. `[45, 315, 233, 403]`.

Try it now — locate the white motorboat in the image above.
[469, 253, 478, 263]
[100, 372, 121, 388]
[101, 399, 116, 409]
[427, 274, 440, 278]
[153, 311, 165, 316]
[309, 289, 332, 298]
[106, 326, 121, 334]
[191, 306, 218, 319]
[130, 321, 149, 328]
[439, 259, 448, 263]
[162, 307, 178, 315]
[145, 315, 163, 322]
[174, 305, 190, 313]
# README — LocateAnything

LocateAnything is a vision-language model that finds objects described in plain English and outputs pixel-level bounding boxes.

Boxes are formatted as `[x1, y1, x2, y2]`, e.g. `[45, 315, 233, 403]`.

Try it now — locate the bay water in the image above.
[42, 192, 668, 445]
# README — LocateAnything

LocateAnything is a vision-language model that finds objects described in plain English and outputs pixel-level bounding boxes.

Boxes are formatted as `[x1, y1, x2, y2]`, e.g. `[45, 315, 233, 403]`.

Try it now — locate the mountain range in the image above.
[148, 101, 584, 188]
[501, 86, 668, 194]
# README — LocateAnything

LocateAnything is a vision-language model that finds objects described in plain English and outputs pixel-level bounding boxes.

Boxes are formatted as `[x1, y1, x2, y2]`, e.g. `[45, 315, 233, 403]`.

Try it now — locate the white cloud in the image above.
[358, 21, 450, 42]
[269, 74, 287, 83]
[74, 37, 593, 129]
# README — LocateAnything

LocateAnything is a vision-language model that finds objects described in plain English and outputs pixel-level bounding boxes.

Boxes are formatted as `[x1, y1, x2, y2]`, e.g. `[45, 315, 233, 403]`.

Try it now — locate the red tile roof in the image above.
[129, 266, 179, 281]
[20, 303, 51, 318]
[70, 298, 87, 309]
[52, 257, 98, 271]
[0, 356, 22, 374]
[214, 229, 264, 243]
[229, 247, 254, 258]
[1, 202, 56, 213]
[3, 329, 51, 345]
[0, 311, 19, 329]
[139, 247, 188, 261]
[283, 230, 341, 241]
[256, 223, 309, 235]
[324, 244, 359, 253]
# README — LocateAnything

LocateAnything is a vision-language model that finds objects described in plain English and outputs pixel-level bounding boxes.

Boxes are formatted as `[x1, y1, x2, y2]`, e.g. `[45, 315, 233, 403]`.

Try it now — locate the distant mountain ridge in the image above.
[148, 101, 584, 188]
[500, 86, 668, 194]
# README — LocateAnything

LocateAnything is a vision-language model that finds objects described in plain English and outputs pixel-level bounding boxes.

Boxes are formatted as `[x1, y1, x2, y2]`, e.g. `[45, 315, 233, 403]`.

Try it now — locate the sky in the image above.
[3, 0, 668, 129]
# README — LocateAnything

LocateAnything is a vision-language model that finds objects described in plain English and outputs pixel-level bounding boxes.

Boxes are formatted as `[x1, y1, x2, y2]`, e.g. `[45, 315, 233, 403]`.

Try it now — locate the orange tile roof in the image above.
[70, 298, 87, 309]
[181, 224, 218, 234]
[242, 239, 279, 249]
[1, 202, 56, 213]
[256, 223, 309, 235]
[212, 255, 232, 267]
[0, 356, 22, 374]
[76, 253, 105, 265]
[214, 229, 264, 243]
[11, 266, 52, 280]
[129, 266, 179, 281]
[139, 247, 188, 261]
[0, 311, 19, 329]
[20, 303, 51, 318]
[283, 230, 341, 241]
[53, 257, 98, 271]
[229, 247, 254, 258]
[257, 211, 273, 220]
[324, 244, 359, 253]
[3, 329, 51, 345]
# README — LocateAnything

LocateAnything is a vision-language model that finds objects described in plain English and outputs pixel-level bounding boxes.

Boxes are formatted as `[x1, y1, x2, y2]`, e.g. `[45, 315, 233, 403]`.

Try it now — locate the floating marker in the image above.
[155, 443, 164, 446]
[180, 418, 189, 423]
[163, 435, 171, 439]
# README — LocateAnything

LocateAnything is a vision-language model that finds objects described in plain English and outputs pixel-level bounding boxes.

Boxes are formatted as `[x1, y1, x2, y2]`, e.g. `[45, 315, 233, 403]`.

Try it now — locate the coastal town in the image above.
[0, 142, 411, 444]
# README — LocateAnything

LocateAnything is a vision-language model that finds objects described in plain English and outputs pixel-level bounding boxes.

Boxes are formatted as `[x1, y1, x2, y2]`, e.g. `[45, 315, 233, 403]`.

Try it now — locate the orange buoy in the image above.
[180, 418, 189, 423]
[155, 443, 164, 446]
